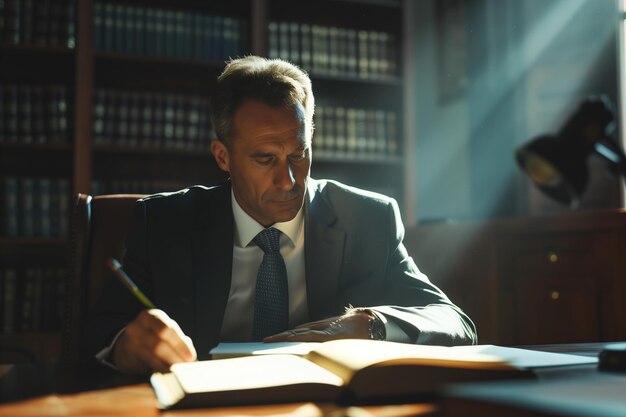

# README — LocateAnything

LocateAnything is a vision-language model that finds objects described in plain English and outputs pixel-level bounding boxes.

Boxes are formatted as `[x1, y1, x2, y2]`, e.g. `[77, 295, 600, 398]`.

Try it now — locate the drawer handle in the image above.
[548, 252, 558, 263]
[551, 291, 560, 300]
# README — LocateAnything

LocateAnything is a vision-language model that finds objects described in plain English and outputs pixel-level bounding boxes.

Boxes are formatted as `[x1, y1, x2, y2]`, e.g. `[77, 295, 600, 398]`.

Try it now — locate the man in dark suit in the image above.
[86, 56, 476, 374]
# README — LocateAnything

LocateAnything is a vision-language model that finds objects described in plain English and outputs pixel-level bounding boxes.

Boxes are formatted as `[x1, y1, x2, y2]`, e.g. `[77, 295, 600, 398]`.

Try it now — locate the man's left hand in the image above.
[263, 310, 371, 342]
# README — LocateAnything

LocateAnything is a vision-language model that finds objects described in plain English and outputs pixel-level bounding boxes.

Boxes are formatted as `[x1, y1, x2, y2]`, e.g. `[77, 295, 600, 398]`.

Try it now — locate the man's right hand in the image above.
[112, 309, 197, 374]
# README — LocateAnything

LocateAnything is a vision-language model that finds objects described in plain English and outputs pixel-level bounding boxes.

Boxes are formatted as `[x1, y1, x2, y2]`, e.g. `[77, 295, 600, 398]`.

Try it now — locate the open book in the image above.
[150, 339, 534, 409]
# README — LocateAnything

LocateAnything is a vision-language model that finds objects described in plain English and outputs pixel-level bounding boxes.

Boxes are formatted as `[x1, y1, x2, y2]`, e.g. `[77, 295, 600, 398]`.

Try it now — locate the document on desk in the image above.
[152, 339, 533, 409]
[452, 345, 598, 368]
[210, 342, 598, 368]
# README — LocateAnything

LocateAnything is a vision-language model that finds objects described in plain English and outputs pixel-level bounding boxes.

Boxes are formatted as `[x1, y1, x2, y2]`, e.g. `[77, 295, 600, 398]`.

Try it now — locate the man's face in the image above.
[211, 99, 311, 227]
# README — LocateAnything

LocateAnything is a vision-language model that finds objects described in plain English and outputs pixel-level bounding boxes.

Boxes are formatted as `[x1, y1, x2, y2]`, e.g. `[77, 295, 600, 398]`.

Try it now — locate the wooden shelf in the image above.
[0, 143, 72, 152]
[0, 332, 61, 363]
[0, 145, 73, 177]
[94, 52, 224, 94]
[269, 0, 402, 31]
[0, 44, 75, 84]
[314, 155, 403, 165]
[311, 73, 402, 87]
[0, 238, 68, 262]
[93, 144, 212, 157]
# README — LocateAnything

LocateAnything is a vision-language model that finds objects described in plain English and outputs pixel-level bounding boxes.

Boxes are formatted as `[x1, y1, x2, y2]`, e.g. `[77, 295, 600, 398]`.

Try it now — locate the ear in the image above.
[211, 139, 230, 172]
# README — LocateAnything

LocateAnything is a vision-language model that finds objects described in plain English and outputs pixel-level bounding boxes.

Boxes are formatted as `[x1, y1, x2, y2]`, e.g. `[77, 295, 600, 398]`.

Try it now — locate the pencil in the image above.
[106, 258, 157, 309]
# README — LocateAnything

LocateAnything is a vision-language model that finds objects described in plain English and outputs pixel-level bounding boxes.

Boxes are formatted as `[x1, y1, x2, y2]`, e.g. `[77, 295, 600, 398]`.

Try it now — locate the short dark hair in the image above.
[209, 56, 315, 147]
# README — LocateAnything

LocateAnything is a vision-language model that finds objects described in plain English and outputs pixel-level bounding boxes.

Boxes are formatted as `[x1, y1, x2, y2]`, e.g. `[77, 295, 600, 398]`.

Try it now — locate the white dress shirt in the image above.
[219, 191, 309, 341]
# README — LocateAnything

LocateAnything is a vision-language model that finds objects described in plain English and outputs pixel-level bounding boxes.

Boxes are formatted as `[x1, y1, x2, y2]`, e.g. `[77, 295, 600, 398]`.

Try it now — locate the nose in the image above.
[274, 160, 296, 190]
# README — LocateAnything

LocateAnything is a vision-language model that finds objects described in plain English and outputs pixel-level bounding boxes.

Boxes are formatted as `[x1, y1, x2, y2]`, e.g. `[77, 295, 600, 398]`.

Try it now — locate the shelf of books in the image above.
[266, 0, 404, 204]
[1, 0, 406, 362]
[1, 0, 77, 363]
[90, 0, 250, 197]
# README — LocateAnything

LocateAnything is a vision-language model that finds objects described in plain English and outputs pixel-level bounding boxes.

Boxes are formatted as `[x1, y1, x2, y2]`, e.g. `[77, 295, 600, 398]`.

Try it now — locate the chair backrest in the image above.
[62, 193, 144, 363]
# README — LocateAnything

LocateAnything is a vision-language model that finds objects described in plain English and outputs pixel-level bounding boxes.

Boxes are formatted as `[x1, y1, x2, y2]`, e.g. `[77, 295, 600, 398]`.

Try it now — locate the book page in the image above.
[306, 340, 514, 381]
[452, 345, 598, 368]
[170, 354, 344, 394]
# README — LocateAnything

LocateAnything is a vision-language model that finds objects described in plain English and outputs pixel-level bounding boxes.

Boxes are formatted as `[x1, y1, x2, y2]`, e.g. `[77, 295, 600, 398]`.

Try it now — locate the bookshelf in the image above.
[0, 0, 406, 362]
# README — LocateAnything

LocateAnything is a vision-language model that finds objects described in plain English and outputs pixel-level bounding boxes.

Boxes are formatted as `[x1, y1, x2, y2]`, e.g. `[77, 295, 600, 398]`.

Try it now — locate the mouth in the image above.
[273, 195, 301, 204]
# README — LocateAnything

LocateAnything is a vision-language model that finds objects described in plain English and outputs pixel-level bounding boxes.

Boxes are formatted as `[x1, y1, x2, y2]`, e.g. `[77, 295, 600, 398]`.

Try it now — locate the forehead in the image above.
[232, 99, 306, 147]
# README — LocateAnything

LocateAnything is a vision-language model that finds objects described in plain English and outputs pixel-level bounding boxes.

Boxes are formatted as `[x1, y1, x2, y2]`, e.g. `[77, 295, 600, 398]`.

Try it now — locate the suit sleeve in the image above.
[82, 199, 153, 361]
[369, 199, 478, 346]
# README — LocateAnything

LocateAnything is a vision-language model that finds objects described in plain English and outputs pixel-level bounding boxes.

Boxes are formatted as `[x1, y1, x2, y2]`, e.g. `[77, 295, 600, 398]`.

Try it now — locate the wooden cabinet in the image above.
[406, 210, 626, 345]
[1, 0, 406, 361]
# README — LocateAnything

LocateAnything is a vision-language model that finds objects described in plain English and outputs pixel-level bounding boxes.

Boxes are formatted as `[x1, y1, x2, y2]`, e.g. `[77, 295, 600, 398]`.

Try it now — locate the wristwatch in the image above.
[350, 308, 386, 340]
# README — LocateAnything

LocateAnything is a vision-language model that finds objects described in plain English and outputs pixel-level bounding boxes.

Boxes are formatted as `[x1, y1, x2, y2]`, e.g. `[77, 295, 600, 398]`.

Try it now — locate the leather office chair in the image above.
[62, 193, 144, 364]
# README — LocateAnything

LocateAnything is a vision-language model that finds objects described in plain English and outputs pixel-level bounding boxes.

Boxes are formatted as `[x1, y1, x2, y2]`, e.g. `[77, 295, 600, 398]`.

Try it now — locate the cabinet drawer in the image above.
[513, 275, 600, 344]
[507, 234, 597, 273]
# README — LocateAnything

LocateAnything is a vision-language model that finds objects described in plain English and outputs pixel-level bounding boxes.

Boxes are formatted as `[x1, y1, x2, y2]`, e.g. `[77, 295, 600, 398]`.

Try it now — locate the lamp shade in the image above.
[515, 95, 617, 207]
[516, 135, 588, 206]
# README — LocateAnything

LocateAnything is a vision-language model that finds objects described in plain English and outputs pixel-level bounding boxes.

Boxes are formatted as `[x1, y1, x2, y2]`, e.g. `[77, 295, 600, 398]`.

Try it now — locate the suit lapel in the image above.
[305, 180, 346, 320]
[191, 183, 233, 358]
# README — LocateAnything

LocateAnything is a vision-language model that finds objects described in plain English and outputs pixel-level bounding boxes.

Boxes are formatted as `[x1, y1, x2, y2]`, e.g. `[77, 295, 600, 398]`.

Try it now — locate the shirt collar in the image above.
[231, 190, 304, 248]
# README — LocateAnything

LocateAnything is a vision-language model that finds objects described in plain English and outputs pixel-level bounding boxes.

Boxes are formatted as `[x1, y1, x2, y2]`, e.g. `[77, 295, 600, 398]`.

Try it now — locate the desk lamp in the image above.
[515, 95, 625, 208]
[515, 94, 626, 371]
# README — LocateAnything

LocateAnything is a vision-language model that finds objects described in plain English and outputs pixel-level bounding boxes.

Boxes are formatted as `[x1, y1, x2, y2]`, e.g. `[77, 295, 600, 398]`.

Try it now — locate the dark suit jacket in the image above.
[85, 179, 476, 360]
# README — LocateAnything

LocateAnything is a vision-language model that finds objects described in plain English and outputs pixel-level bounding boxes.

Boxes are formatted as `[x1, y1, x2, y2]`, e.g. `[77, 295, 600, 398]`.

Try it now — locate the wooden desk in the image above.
[442, 342, 626, 417]
[0, 343, 619, 417]
[0, 362, 437, 417]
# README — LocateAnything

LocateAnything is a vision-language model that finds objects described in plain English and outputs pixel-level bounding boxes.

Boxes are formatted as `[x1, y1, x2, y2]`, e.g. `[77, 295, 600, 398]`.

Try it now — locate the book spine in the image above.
[164, 9, 175, 58]
[0, 0, 5, 43]
[334, 107, 347, 158]
[6, 85, 18, 143]
[103, 2, 114, 50]
[174, 95, 185, 149]
[93, 1, 103, 50]
[58, 178, 69, 237]
[3, 268, 18, 333]
[49, 0, 62, 46]
[346, 108, 358, 158]
[32, 86, 46, 144]
[34, 0, 50, 46]
[41, 267, 57, 331]
[113, 4, 124, 52]
[375, 110, 387, 155]
[135, 6, 145, 55]
[20, 267, 36, 331]
[117, 92, 129, 147]
[386, 111, 398, 156]
[38, 177, 52, 237]
[18, 85, 33, 145]
[21, 177, 35, 237]
[64, 0, 75, 48]
[20, 0, 34, 44]
[139, 93, 152, 148]
[124, 5, 136, 54]
[0, 85, 4, 143]
[55, 267, 66, 330]
[2, 176, 19, 237]
[300, 24, 311, 71]
[5, 0, 21, 44]
[128, 92, 140, 148]
[92, 89, 105, 145]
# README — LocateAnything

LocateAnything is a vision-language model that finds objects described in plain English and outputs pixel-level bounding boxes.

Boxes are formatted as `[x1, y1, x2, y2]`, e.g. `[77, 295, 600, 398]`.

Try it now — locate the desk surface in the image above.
[0, 342, 622, 417]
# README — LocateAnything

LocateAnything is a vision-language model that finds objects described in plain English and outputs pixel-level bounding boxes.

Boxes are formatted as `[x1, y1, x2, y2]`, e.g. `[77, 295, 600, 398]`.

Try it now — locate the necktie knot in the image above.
[253, 228, 281, 254]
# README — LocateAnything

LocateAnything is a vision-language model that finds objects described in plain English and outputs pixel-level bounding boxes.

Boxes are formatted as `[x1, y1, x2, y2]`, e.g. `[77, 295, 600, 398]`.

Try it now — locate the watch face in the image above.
[369, 317, 385, 340]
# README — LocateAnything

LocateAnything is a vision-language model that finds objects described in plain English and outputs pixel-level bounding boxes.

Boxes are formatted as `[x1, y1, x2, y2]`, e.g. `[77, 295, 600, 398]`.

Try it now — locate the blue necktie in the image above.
[252, 228, 289, 340]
